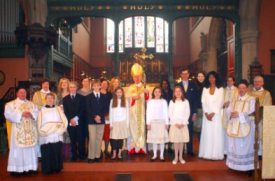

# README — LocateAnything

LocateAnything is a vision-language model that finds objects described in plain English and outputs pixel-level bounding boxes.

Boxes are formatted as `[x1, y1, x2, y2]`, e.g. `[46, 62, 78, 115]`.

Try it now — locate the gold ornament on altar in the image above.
[133, 48, 154, 65]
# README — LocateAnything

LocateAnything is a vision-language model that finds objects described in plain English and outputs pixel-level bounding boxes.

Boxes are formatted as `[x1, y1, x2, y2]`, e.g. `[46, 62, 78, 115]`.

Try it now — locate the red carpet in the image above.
[63, 157, 227, 172]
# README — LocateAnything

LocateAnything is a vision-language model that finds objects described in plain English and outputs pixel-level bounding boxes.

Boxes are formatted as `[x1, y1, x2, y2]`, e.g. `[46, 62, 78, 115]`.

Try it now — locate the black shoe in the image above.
[54, 169, 61, 173]
[160, 158, 165, 162]
[104, 151, 110, 157]
[247, 170, 254, 177]
[10, 172, 22, 177]
[94, 158, 101, 162]
[28, 170, 38, 175]
[87, 159, 95, 163]
[70, 158, 77, 162]
[187, 152, 195, 156]
[79, 157, 87, 162]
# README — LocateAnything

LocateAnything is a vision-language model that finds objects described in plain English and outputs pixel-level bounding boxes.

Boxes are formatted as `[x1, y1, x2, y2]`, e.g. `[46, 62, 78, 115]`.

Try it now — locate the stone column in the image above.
[114, 20, 120, 76]
[239, 0, 260, 80]
[168, 20, 174, 87]
[206, 47, 217, 72]
[240, 31, 259, 80]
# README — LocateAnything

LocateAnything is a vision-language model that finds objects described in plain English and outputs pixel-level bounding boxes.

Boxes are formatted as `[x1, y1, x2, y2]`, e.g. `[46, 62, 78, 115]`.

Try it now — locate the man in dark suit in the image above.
[63, 81, 86, 161]
[176, 68, 199, 156]
[86, 80, 108, 163]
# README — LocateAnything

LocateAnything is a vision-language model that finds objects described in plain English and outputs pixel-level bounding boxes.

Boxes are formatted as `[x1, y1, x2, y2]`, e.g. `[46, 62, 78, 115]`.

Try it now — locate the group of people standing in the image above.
[4, 63, 272, 176]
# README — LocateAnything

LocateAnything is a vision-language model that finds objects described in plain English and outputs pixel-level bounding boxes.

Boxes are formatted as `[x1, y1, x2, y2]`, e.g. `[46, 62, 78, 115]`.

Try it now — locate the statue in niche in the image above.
[200, 32, 207, 53]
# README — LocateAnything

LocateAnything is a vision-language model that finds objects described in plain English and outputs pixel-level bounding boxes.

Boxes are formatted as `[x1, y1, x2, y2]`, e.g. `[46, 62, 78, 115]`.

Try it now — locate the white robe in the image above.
[223, 86, 238, 154]
[225, 94, 256, 171]
[199, 87, 224, 160]
[4, 98, 39, 172]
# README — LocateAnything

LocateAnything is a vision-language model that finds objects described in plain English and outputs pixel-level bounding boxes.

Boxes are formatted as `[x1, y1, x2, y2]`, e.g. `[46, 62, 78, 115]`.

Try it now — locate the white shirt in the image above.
[169, 99, 190, 125]
[41, 89, 51, 94]
[182, 81, 188, 91]
[109, 99, 129, 127]
[146, 99, 169, 125]
[93, 91, 100, 98]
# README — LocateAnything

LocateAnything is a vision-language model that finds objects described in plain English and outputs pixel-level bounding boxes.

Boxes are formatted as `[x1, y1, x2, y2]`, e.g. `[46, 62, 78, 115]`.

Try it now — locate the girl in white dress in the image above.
[169, 86, 190, 164]
[199, 71, 224, 160]
[146, 87, 169, 161]
[109, 87, 129, 160]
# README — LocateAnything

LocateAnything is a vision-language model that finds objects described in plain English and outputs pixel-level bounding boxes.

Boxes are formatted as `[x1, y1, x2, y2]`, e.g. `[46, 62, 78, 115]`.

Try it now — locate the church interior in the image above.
[0, 0, 275, 181]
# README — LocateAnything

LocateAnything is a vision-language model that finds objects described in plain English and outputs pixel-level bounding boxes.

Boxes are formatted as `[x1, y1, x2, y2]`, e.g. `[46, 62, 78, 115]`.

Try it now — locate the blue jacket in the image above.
[175, 80, 199, 116]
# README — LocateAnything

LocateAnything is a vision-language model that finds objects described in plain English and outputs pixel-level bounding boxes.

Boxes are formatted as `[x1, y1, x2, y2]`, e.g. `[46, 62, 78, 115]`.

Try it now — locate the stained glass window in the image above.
[124, 17, 132, 48]
[106, 19, 114, 53]
[119, 21, 124, 52]
[106, 16, 168, 53]
[134, 16, 145, 48]
[156, 17, 164, 52]
[147, 16, 155, 48]
[164, 21, 169, 52]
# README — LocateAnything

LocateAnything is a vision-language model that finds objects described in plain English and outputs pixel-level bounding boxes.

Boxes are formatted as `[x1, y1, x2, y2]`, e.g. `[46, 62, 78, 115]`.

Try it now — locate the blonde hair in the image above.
[109, 77, 121, 93]
[69, 81, 78, 88]
[92, 79, 101, 86]
[57, 78, 70, 93]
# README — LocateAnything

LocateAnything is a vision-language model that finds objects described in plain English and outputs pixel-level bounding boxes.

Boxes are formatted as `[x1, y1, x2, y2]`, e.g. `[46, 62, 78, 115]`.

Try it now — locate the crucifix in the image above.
[133, 48, 154, 66]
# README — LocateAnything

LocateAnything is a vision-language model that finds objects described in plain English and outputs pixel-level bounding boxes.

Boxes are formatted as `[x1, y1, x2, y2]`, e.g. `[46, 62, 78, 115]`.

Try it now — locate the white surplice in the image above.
[225, 94, 256, 171]
[4, 98, 39, 172]
[199, 87, 224, 160]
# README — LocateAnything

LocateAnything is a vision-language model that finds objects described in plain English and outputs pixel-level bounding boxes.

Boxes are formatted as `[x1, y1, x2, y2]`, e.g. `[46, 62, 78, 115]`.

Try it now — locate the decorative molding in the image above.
[240, 31, 259, 44]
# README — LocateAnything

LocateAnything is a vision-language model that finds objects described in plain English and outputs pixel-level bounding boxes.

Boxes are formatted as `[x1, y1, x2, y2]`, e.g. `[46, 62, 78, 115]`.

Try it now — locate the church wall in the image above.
[258, 0, 275, 74]
[173, 18, 190, 68]
[0, 56, 29, 98]
[190, 17, 212, 63]
[90, 18, 112, 68]
[72, 22, 91, 64]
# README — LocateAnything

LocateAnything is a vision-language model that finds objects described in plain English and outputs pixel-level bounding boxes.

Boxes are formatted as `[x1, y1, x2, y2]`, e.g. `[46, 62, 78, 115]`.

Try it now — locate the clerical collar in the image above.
[45, 105, 55, 108]
[41, 89, 50, 94]
[136, 82, 142, 87]
[16, 98, 27, 102]
[253, 87, 264, 91]
[239, 94, 248, 100]
[226, 86, 235, 90]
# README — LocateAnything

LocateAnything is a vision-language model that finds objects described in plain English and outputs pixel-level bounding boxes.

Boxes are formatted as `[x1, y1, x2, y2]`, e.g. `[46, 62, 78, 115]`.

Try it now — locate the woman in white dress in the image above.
[199, 71, 224, 160]
[146, 87, 169, 161]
